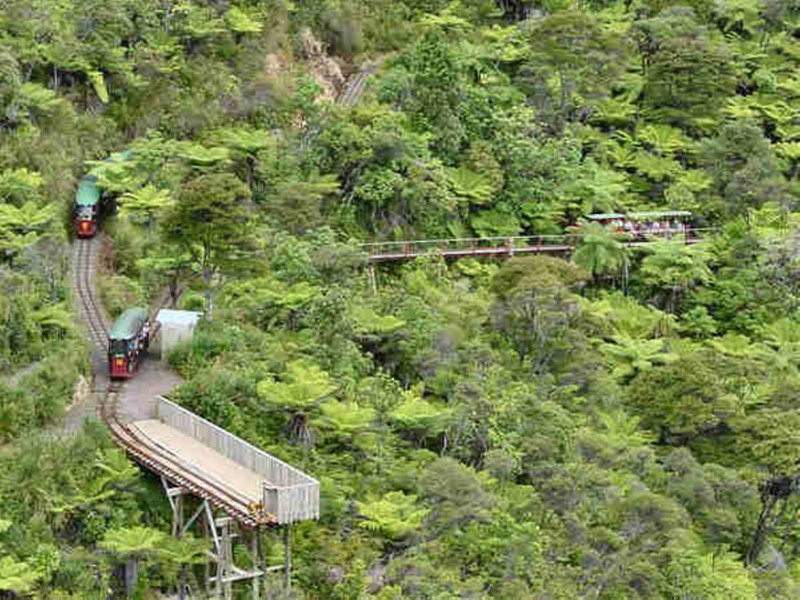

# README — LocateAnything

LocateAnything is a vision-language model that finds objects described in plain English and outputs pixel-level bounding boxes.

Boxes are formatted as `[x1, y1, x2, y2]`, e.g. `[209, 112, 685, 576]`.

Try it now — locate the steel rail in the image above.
[74, 238, 108, 350]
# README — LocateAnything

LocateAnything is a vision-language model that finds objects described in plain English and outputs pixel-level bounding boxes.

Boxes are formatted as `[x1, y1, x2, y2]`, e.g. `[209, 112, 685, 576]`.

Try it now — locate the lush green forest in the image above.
[3, 0, 800, 597]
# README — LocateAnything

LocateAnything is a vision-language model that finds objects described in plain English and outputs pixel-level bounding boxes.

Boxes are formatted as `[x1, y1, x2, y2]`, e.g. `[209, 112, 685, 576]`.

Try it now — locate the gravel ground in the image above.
[116, 351, 182, 423]
[53, 348, 182, 435]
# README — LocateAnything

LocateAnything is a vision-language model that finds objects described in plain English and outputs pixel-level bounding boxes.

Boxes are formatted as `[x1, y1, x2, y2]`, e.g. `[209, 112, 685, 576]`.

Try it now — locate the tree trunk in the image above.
[124, 558, 139, 597]
[622, 261, 629, 296]
[170, 278, 178, 308]
[748, 488, 784, 565]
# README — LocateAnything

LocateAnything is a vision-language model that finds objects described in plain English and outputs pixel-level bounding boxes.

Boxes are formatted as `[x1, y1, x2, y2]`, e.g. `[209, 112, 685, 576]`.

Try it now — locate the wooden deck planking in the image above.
[129, 419, 266, 505]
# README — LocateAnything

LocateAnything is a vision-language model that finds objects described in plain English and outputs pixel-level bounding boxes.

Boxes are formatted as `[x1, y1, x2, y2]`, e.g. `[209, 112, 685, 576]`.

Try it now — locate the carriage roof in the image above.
[586, 210, 691, 221]
[74, 176, 101, 207]
[108, 307, 148, 340]
[626, 210, 692, 220]
[75, 149, 133, 207]
[586, 213, 625, 221]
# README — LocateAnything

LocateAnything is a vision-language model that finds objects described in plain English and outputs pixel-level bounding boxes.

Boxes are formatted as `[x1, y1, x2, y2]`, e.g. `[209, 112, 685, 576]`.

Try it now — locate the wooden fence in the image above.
[154, 396, 320, 524]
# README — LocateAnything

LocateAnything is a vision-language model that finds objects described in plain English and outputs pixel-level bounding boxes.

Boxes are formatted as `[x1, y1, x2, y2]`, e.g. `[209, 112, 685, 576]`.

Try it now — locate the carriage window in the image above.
[77, 206, 94, 219]
[109, 339, 127, 355]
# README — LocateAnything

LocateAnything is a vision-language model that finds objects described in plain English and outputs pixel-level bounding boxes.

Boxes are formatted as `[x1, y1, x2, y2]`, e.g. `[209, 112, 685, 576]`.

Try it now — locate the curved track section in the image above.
[71, 237, 272, 525]
[99, 388, 266, 526]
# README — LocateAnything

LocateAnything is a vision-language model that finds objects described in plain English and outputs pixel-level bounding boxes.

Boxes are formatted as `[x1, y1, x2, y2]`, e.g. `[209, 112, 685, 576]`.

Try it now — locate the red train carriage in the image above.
[108, 307, 150, 379]
[74, 176, 101, 238]
[74, 150, 133, 238]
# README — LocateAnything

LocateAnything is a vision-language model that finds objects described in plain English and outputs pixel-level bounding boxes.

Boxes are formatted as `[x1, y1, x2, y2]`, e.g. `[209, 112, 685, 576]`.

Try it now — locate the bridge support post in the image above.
[158, 478, 285, 599]
[162, 477, 185, 538]
[220, 518, 233, 600]
[251, 532, 259, 600]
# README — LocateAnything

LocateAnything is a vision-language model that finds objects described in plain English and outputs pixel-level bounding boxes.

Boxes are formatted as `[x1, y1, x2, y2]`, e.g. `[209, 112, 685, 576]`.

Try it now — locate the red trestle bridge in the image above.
[361, 229, 714, 264]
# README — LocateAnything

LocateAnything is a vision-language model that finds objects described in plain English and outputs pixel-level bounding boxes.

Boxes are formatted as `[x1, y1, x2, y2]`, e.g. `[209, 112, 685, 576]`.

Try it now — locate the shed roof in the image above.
[75, 176, 101, 207]
[156, 309, 202, 328]
[109, 307, 148, 340]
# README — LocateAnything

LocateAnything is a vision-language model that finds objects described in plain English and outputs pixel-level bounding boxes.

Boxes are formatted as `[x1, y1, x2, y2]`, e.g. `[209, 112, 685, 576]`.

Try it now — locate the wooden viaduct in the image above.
[68, 63, 385, 598]
[69, 63, 709, 598]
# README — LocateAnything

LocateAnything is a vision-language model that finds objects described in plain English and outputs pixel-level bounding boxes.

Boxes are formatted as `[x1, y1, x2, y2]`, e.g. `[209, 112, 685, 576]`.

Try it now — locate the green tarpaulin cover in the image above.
[108, 307, 147, 340]
[74, 176, 101, 207]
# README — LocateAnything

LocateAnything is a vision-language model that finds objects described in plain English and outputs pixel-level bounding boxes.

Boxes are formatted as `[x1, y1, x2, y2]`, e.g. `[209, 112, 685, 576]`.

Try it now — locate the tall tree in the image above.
[519, 10, 629, 134]
[635, 8, 738, 130]
[163, 173, 252, 319]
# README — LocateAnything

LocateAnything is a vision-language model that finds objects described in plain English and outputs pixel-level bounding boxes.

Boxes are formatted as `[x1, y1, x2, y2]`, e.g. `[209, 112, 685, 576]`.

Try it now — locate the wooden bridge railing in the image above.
[361, 228, 716, 263]
[154, 397, 320, 524]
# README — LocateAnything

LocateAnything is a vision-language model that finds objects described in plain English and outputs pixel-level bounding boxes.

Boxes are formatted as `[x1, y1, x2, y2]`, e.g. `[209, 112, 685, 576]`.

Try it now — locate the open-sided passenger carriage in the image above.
[108, 307, 150, 379]
[585, 210, 692, 238]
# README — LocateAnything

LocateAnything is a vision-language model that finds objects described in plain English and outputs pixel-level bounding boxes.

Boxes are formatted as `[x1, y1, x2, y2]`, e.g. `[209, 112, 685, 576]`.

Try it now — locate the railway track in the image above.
[73, 238, 108, 351]
[73, 237, 273, 527]
[337, 61, 379, 106]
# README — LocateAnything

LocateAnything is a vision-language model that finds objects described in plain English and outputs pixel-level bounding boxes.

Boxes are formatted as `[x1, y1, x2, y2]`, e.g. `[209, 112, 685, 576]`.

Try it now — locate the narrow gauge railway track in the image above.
[73, 238, 108, 351]
[74, 237, 270, 526]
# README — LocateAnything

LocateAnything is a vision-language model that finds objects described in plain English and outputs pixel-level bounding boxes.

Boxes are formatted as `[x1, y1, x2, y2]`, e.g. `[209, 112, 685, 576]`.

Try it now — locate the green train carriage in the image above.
[108, 307, 150, 379]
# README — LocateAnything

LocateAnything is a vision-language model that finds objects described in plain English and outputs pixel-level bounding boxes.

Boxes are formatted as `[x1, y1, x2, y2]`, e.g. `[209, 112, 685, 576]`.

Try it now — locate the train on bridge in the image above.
[583, 210, 692, 238]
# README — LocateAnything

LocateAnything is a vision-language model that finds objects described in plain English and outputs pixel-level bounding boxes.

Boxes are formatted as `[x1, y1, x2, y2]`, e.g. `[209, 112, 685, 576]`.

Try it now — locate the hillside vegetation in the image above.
[2, 0, 800, 598]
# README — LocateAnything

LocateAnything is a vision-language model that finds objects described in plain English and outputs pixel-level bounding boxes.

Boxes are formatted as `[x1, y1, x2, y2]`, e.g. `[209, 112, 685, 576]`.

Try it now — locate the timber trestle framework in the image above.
[161, 478, 292, 599]
[104, 394, 319, 598]
[73, 237, 319, 598]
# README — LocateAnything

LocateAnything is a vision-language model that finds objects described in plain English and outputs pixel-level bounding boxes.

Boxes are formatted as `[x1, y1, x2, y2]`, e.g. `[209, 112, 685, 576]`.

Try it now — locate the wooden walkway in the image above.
[362, 230, 711, 264]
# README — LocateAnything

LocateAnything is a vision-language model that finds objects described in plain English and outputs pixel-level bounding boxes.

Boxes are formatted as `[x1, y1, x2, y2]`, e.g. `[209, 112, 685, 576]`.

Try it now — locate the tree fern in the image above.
[0, 556, 42, 594]
[448, 167, 495, 206]
[224, 7, 263, 35]
[257, 360, 337, 411]
[99, 526, 169, 557]
[86, 71, 108, 103]
[357, 491, 429, 540]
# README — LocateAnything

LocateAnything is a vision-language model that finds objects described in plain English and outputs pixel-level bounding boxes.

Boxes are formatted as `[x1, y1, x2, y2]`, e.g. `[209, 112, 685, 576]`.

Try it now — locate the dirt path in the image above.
[49, 345, 180, 435]
[5, 361, 43, 387]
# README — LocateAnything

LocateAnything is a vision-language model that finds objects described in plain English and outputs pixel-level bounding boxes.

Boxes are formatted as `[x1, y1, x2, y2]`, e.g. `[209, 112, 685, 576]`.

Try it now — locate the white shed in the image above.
[156, 309, 202, 359]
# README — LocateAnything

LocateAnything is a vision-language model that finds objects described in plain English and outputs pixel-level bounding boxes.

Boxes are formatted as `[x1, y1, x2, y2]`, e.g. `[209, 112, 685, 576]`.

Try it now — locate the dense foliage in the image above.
[3, 0, 800, 597]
